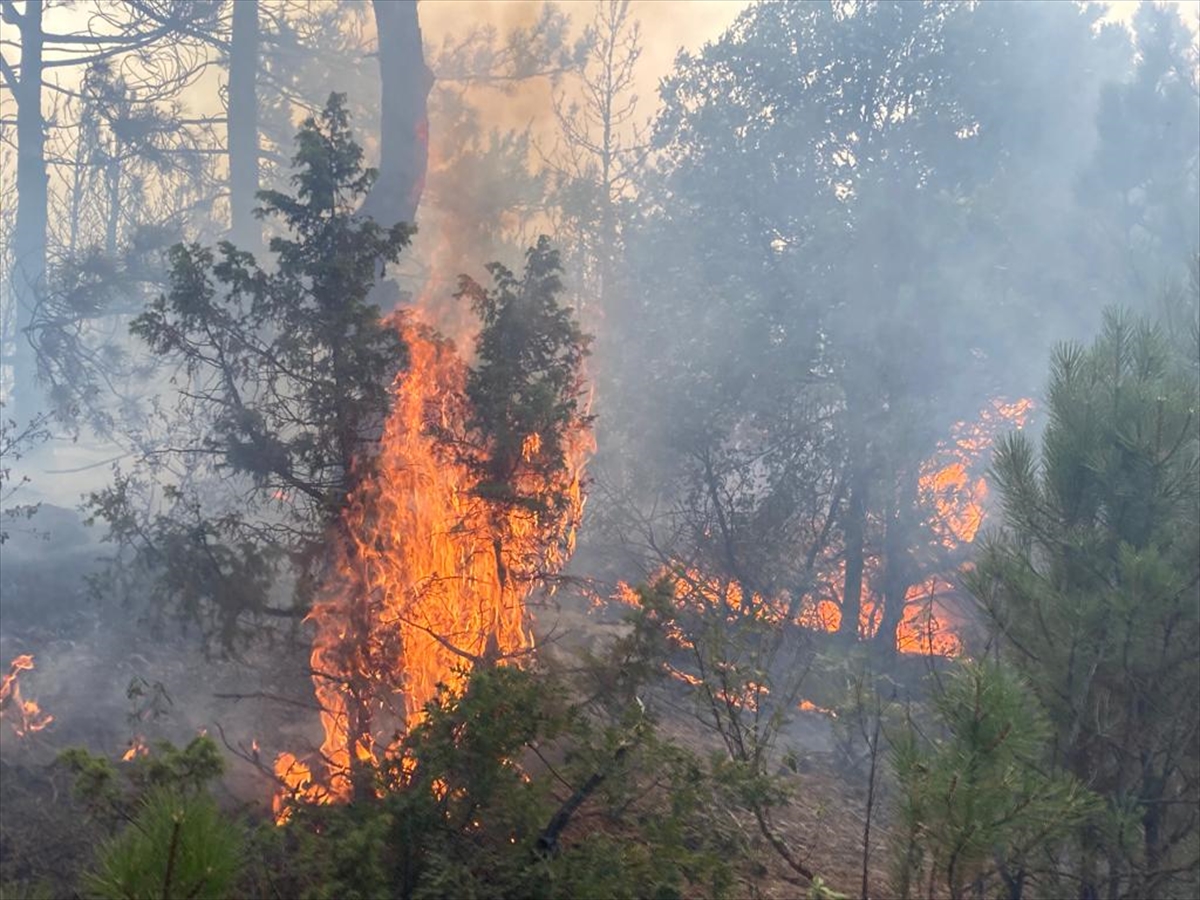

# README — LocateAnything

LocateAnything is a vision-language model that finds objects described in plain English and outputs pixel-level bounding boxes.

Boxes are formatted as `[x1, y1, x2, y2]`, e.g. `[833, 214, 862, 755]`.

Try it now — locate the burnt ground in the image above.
[536, 603, 902, 899]
[0, 505, 316, 898]
[2, 508, 905, 899]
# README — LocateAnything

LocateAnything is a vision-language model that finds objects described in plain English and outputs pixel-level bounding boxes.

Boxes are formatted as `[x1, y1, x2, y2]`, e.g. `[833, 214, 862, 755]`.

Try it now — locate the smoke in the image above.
[2, 0, 1198, 847]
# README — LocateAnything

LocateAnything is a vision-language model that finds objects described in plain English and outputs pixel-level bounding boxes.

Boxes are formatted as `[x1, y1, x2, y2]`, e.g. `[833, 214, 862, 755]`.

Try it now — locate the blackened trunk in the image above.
[839, 454, 868, 639]
[228, 0, 259, 253]
[361, 0, 432, 228]
[874, 505, 915, 653]
[8, 0, 46, 419]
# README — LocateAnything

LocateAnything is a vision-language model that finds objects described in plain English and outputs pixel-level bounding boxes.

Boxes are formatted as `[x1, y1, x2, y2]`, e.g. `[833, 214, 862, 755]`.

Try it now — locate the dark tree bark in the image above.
[839, 445, 869, 639]
[361, 0, 432, 228]
[3, 0, 47, 420]
[874, 490, 918, 653]
[228, 0, 259, 253]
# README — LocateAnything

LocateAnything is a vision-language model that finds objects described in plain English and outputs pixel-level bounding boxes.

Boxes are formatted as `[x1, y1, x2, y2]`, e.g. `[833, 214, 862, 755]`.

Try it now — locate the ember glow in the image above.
[0, 655, 54, 737]
[276, 314, 592, 809]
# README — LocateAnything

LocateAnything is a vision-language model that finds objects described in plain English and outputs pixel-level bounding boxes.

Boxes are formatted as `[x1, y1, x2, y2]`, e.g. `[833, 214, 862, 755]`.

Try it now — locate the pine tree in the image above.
[967, 307, 1200, 898]
[889, 661, 1096, 899]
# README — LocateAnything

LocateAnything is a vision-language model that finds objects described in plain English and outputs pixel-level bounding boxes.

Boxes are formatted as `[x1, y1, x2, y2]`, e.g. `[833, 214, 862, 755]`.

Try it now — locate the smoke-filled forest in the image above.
[1, 1, 1198, 898]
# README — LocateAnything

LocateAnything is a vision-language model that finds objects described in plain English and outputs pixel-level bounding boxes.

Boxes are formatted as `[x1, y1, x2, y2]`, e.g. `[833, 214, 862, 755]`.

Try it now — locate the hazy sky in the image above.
[419, 0, 1200, 83]
[418, 0, 1198, 138]
[422, 0, 749, 86]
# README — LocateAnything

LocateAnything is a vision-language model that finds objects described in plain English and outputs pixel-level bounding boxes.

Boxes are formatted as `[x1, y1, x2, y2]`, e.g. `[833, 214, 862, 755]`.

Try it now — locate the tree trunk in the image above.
[874, 500, 916, 653]
[839, 451, 868, 639]
[7, 0, 47, 420]
[228, 0, 259, 253]
[104, 155, 120, 257]
[361, 0, 432, 229]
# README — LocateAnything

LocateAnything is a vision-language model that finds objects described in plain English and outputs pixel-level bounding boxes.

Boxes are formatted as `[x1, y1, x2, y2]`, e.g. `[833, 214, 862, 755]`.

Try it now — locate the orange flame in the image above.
[122, 735, 150, 762]
[277, 313, 592, 807]
[0, 655, 54, 737]
[272, 751, 332, 824]
[614, 397, 1032, 658]
[798, 699, 837, 717]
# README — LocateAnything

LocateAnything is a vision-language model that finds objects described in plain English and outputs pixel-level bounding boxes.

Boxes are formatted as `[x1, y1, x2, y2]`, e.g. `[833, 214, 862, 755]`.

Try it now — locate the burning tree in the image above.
[88, 93, 412, 648]
[292, 237, 593, 804]
[457, 237, 593, 585]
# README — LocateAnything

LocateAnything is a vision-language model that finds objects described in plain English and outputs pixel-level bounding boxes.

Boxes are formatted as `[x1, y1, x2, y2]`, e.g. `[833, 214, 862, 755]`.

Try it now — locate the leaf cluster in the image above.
[456, 235, 592, 517]
[59, 735, 225, 828]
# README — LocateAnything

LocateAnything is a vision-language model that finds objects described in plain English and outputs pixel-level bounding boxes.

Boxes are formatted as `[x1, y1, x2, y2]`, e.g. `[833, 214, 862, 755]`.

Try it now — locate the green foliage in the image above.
[59, 735, 225, 828]
[267, 599, 738, 900]
[82, 787, 241, 900]
[56, 737, 238, 900]
[455, 235, 592, 517]
[87, 93, 412, 649]
[967, 307, 1200, 897]
[889, 661, 1097, 899]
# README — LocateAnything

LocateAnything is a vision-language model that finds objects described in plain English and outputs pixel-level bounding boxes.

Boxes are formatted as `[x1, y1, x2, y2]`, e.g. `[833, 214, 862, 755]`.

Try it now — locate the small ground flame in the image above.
[122, 735, 150, 762]
[616, 396, 1033, 657]
[0, 655, 54, 737]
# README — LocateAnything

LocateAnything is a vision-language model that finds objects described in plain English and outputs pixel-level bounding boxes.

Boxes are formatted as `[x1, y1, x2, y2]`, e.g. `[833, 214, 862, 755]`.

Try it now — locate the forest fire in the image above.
[276, 312, 591, 811]
[0, 655, 54, 737]
[121, 735, 150, 762]
[620, 397, 1033, 658]
[801, 396, 1033, 653]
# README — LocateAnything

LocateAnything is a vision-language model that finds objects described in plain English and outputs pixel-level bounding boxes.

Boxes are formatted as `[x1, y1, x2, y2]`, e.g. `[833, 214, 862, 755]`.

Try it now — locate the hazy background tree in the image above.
[0, 0, 220, 421]
[359, 0, 431, 230]
[598, 0, 1188, 654]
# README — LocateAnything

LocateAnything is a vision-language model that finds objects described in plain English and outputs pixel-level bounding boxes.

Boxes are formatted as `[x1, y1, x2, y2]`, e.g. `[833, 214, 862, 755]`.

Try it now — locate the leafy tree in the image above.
[612, 0, 1139, 648]
[88, 93, 412, 648]
[968, 308, 1200, 898]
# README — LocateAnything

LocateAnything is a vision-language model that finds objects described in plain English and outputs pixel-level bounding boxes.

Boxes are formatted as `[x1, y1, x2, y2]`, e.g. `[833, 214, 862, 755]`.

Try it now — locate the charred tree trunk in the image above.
[228, 0, 259, 253]
[4, 0, 47, 420]
[839, 449, 869, 639]
[361, 0, 432, 229]
[874, 491, 917, 653]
